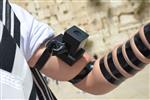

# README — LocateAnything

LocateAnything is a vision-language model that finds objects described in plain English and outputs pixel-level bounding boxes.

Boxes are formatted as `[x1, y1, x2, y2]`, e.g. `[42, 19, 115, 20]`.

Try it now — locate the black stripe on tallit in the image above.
[0, 24, 16, 72]
[5, 0, 11, 32]
[31, 68, 57, 100]
[35, 84, 45, 100]
[29, 81, 37, 100]
[14, 14, 20, 47]
[2, 0, 20, 47]
[34, 69, 57, 100]
[0, 0, 3, 21]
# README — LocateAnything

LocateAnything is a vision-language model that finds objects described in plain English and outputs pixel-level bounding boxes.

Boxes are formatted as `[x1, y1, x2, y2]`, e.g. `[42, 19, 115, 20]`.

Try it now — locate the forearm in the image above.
[73, 23, 150, 95]
[28, 23, 150, 95]
[28, 46, 91, 81]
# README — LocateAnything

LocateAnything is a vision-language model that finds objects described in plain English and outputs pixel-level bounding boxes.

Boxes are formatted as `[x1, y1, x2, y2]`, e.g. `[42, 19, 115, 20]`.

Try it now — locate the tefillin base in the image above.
[47, 26, 89, 66]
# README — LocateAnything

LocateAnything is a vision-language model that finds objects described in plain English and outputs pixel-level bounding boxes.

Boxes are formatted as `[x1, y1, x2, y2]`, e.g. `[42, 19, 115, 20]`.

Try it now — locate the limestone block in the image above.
[105, 33, 129, 50]
[101, 28, 110, 39]
[51, 23, 64, 35]
[108, 16, 119, 35]
[55, 3, 74, 22]
[110, 0, 142, 16]
[85, 14, 103, 34]
[27, 3, 36, 12]
[73, 8, 89, 19]
[47, 5, 59, 16]
[49, 15, 59, 25]
[37, 9, 46, 19]
[55, 0, 63, 4]
[120, 14, 138, 25]
[109, 0, 129, 9]
[86, 33, 106, 56]
[119, 23, 141, 34]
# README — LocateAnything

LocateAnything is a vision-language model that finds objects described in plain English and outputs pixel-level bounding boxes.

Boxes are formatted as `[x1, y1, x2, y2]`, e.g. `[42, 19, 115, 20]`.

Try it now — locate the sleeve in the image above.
[10, 4, 55, 61]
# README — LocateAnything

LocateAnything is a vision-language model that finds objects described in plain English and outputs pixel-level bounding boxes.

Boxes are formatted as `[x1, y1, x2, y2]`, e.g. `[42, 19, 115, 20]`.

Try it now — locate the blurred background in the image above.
[11, 0, 150, 100]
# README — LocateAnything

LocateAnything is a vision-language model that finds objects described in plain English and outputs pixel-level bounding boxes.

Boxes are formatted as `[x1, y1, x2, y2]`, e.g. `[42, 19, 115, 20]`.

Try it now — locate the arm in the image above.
[28, 45, 91, 81]
[28, 23, 150, 95]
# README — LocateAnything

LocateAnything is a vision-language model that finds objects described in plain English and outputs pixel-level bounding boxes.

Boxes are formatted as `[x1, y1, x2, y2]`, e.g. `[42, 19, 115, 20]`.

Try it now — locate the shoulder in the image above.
[10, 3, 55, 60]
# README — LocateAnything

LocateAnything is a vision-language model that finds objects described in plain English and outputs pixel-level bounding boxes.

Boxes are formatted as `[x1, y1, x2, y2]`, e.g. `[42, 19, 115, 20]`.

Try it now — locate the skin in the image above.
[112, 46, 132, 78]
[28, 45, 92, 81]
[139, 26, 150, 49]
[28, 45, 116, 95]
[122, 43, 141, 70]
[28, 24, 149, 95]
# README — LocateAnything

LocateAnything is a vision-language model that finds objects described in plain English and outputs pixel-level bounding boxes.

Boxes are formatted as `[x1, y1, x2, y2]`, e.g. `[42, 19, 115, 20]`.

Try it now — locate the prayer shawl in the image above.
[0, 0, 56, 99]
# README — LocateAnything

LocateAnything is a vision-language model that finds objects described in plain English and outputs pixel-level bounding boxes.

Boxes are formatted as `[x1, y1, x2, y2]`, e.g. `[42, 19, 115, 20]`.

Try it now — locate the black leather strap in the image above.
[34, 48, 52, 70]
[144, 23, 150, 44]
[99, 58, 123, 85]
[134, 33, 150, 58]
[125, 40, 145, 68]
[34, 39, 57, 70]
[107, 52, 125, 79]
[34, 39, 66, 70]
[69, 61, 94, 84]
[117, 46, 138, 75]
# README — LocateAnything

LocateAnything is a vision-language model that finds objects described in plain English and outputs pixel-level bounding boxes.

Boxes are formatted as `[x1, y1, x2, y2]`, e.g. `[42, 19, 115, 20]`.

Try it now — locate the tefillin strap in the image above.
[99, 23, 150, 85]
[34, 40, 67, 70]
[69, 61, 94, 84]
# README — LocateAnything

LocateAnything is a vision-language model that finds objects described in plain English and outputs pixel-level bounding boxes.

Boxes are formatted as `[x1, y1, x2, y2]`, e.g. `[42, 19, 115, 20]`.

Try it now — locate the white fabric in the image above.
[0, 3, 54, 100]
[10, 4, 54, 61]
[12, 46, 33, 99]
[0, 69, 25, 99]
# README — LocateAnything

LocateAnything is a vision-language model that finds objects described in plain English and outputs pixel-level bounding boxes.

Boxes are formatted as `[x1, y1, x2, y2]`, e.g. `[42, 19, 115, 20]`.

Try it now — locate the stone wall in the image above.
[11, 0, 150, 99]
[11, 0, 150, 56]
